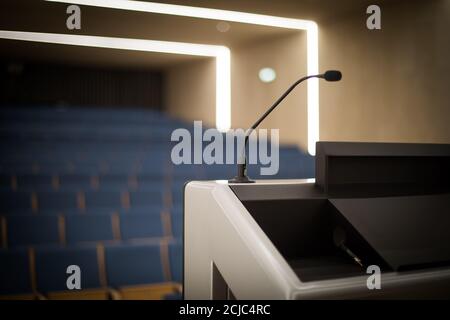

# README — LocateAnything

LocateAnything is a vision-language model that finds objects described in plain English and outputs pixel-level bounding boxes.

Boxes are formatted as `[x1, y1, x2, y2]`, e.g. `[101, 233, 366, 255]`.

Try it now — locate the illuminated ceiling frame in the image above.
[44, 1, 319, 154]
[0, 31, 231, 132]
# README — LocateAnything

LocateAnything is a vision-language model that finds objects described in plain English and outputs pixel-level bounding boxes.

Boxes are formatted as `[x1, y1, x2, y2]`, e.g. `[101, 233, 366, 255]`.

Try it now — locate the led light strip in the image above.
[44, 0, 319, 154]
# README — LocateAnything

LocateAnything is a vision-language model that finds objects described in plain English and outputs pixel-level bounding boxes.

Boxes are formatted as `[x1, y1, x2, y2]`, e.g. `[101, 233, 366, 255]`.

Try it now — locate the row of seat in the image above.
[0, 174, 168, 192]
[0, 241, 182, 299]
[0, 172, 215, 191]
[0, 106, 180, 123]
[0, 107, 185, 299]
[0, 211, 182, 248]
[0, 167, 307, 181]
[0, 162, 230, 178]
[0, 163, 312, 179]
[0, 163, 172, 176]
[0, 189, 184, 214]
[1, 155, 170, 165]
[0, 105, 314, 299]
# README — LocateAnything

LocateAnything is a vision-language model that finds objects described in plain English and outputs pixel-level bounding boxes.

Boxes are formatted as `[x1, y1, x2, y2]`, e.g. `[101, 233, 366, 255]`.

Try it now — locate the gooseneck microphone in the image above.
[229, 70, 342, 183]
[322, 70, 342, 82]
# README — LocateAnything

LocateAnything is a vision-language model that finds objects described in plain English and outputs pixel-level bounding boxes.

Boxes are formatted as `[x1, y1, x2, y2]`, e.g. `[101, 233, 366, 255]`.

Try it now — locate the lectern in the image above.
[184, 142, 450, 299]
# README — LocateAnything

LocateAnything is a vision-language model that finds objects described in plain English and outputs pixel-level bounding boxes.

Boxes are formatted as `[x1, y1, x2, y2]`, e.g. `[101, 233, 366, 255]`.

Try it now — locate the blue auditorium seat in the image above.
[172, 178, 188, 190]
[171, 164, 204, 180]
[0, 219, 3, 248]
[104, 243, 165, 287]
[164, 292, 182, 300]
[65, 214, 114, 244]
[169, 242, 183, 283]
[0, 248, 33, 296]
[0, 106, 316, 298]
[97, 175, 130, 191]
[129, 190, 164, 207]
[17, 175, 53, 191]
[78, 208, 117, 215]
[171, 188, 184, 205]
[84, 191, 122, 210]
[135, 176, 166, 192]
[0, 163, 35, 175]
[35, 245, 102, 293]
[119, 205, 162, 215]
[171, 205, 183, 216]
[59, 174, 92, 191]
[0, 192, 31, 215]
[139, 164, 169, 176]
[6, 215, 60, 247]
[0, 174, 11, 191]
[38, 191, 78, 213]
[36, 162, 100, 176]
[119, 213, 163, 240]
[171, 213, 183, 239]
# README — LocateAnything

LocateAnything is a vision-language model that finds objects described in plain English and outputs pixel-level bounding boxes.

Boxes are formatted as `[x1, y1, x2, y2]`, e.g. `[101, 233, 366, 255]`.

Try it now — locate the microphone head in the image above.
[323, 70, 342, 81]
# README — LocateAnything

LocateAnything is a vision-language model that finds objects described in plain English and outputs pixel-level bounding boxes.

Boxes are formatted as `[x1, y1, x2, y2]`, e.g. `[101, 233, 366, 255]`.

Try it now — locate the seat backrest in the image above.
[129, 191, 163, 207]
[119, 213, 163, 240]
[35, 246, 102, 293]
[119, 205, 162, 215]
[0, 248, 33, 295]
[65, 214, 114, 244]
[58, 174, 91, 192]
[84, 191, 122, 209]
[6, 215, 60, 247]
[17, 175, 53, 191]
[104, 243, 164, 287]
[136, 177, 166, 192]
[0, 174, 12, 191]
[97, 175, 129, 191]
[37, 192, 78, 212]
[169, 242, 182, 283]
[171, 210, 183, 239]
[0, 192, 31, 214]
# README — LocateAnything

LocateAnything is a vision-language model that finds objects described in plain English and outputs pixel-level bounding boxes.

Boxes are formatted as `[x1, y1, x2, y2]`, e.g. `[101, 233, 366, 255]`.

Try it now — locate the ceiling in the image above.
[0, 0, 394, 69]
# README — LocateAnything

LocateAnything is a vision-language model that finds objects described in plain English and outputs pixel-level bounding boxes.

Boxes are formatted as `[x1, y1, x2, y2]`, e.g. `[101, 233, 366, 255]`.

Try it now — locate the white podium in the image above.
[183, 142, 450, 299]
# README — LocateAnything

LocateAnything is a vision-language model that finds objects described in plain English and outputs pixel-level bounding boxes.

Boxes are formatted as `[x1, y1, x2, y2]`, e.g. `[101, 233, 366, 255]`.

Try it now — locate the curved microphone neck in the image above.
[229, 71, 341, 184]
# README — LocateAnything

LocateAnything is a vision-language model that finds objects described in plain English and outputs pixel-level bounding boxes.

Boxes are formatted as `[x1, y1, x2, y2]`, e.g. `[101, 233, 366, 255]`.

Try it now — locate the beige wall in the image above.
[165, 57, 216, 127]
[165, 32, 309, 149]
[319, 0, 450, 144]
[231, 32, 308, 149]
[165, 0, 450, 151]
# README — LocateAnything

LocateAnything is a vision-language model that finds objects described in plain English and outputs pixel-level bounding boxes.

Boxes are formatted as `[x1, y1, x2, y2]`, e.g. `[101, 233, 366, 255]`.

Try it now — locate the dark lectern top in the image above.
[330, 193, 450, 270]
[231, 142, 450, 277]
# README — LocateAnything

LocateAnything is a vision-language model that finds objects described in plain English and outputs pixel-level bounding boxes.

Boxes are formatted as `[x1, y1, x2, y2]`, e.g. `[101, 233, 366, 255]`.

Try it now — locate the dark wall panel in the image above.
[0, 62, 164, 110]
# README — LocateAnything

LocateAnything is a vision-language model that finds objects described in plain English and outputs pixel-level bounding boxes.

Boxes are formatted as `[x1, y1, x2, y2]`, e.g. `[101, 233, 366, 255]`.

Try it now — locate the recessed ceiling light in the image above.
[216, 21, 231, 33]
[258, 68, 276, 83]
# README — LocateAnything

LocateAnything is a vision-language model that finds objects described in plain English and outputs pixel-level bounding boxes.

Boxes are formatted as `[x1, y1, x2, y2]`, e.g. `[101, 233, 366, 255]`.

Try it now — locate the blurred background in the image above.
[0, 0, 449, 299]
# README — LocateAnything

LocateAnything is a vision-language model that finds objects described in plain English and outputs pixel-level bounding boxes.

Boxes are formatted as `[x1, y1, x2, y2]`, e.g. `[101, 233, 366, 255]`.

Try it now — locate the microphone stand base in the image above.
[228, 175, 255, 183]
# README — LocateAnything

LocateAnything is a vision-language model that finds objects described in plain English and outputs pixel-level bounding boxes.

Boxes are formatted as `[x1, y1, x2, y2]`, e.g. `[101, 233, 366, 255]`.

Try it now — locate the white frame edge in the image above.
[20, 0, 320, 155]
